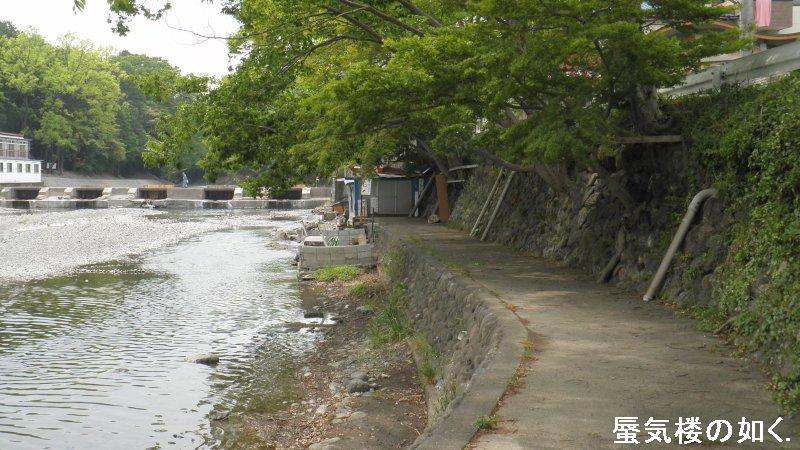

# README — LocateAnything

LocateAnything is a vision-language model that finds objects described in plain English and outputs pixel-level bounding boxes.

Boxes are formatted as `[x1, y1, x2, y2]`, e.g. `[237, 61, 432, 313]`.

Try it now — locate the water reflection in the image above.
[0, 228, 313, 449]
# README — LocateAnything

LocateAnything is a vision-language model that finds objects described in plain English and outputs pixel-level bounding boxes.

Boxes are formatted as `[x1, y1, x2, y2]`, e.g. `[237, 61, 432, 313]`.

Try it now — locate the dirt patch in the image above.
[236, 275, 427, 449]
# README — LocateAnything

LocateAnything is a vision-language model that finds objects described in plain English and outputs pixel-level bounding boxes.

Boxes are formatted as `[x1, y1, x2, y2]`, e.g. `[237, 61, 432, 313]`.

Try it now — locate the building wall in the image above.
[0, 159, 42, 184]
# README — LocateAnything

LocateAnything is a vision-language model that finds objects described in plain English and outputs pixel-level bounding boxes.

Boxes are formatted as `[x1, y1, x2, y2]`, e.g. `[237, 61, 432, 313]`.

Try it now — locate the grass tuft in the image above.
[474, 415, 499, 431]
[347, 282, 368, 297]
[367, 282, 412, 347]
[313, 265, 362, 282]
[409, 333, 437, 384]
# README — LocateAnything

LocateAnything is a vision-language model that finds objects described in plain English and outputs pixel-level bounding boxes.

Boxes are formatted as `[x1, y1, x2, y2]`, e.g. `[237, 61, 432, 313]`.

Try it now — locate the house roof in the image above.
[0, 132, 26, 139]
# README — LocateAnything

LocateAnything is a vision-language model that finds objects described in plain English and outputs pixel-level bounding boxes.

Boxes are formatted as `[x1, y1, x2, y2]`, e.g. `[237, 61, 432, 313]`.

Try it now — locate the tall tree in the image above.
[126, 0, 741, 201]
[0, 20, 18, 38]
[0, 29, 201, 175]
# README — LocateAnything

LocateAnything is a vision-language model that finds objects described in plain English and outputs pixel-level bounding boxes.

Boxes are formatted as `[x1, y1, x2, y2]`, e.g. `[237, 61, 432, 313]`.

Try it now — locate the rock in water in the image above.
[186, 353, 220, 365]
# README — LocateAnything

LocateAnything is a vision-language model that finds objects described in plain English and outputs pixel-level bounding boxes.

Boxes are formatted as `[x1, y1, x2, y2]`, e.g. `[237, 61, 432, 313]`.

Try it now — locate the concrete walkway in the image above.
[381, 218, 799, 449]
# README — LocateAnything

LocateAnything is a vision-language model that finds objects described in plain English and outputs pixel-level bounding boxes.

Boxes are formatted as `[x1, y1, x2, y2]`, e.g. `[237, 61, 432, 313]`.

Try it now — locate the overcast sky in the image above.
[3, 0, 240, 78]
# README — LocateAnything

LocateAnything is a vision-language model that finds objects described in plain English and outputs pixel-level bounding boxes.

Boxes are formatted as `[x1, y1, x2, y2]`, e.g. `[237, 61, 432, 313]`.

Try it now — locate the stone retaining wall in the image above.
[450, 145, 728, 305]
[380, 230, 527, 450]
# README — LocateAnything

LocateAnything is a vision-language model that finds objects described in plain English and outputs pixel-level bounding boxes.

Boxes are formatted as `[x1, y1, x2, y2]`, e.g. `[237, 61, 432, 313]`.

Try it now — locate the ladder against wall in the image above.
[470, 169, 516, 241]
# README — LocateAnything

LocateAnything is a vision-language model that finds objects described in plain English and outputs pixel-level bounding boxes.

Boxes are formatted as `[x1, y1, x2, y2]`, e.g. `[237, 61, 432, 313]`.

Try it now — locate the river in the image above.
[0, 211, 317, 449]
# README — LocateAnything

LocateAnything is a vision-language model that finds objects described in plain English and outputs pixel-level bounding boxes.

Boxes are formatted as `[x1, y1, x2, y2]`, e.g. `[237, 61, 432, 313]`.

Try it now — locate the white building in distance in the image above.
[0, 132, 42, 184]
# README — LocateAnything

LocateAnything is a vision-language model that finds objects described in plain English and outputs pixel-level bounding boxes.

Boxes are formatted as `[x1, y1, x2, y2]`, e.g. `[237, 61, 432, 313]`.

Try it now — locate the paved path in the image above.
[381, 219, 799, 449]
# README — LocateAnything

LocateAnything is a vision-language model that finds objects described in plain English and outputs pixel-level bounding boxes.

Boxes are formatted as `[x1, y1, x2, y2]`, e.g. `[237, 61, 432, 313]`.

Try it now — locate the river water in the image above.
[0, 212, 316, 449]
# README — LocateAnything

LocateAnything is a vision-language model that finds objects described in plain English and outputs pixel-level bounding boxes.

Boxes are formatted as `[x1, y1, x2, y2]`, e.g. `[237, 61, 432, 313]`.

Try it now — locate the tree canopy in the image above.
[85, 1, 742, 195]
[0, 27, 205, 176]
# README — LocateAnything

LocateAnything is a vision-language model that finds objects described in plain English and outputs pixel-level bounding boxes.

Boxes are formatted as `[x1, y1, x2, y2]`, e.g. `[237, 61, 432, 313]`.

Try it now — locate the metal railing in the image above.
[661, 41, 800, 97]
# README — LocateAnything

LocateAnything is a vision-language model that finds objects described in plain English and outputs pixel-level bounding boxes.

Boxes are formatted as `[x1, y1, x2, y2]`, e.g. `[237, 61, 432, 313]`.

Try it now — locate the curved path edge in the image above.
[380, 223, 528, 450]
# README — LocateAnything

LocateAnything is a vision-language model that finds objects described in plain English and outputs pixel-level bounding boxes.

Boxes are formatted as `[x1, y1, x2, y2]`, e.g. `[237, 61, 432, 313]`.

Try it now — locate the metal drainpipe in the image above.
[642, 188, 718, 302]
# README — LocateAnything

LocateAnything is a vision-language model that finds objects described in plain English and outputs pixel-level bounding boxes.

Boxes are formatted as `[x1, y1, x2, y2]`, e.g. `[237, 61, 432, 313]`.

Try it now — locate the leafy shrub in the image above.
[675, 74, 800, 411]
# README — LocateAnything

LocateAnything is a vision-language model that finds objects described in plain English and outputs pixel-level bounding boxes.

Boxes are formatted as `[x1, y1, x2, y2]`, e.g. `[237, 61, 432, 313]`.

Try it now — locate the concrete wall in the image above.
[166, 187, 205, 200]
[308, 228, 367, 245]
[298, 244, 375, 270]
[379, 233, 527, 450]
[0, 188, 329, 210]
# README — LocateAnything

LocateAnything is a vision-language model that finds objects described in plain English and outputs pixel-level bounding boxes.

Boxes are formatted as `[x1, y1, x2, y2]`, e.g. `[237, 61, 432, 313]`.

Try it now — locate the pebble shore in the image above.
[0, 208, 307, 282]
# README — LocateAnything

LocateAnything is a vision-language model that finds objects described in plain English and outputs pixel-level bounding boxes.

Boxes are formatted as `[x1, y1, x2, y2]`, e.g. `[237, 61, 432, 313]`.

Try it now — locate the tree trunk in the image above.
[633, 86, 672, 134]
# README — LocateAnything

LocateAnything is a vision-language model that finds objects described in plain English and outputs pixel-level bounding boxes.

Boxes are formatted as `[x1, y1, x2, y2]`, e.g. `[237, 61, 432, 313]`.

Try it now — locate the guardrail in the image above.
[661, 41, 800, 97]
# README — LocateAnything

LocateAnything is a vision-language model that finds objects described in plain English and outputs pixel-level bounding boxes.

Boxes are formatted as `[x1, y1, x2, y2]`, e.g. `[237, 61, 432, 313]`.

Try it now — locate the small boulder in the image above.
[355, 305, 373, 314]
[309, 437, 341, 450]
[350, 371, 369, 381]
[346, 379, 371, 394]
[348, 411, 367, 422]
[186, 353, 220, 365]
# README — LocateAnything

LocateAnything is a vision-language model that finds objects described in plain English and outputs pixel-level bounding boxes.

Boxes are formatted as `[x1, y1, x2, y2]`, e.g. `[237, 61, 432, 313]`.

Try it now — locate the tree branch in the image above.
[396, 0, 442, 27]
[279, 34, 378, 74]
[473, 148, 538, 172]
[334, 0, 425, 36]
[412, 135, 449, 174]
[324, 5, 385, 44]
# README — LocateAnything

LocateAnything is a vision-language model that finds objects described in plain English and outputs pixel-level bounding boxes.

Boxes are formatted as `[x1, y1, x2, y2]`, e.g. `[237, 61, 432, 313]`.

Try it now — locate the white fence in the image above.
[661, 41, 800, 97]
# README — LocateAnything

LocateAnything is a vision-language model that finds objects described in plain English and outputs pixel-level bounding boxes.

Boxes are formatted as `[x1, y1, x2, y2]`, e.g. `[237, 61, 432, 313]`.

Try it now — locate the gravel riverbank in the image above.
[242, 275, 427, 449]
[0, 208, 309, 282]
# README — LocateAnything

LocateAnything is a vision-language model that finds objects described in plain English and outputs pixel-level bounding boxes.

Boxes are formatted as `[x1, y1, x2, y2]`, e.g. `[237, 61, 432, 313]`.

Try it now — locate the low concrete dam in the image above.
[0, 185, 332, 210]
[0, 210, 321, 448]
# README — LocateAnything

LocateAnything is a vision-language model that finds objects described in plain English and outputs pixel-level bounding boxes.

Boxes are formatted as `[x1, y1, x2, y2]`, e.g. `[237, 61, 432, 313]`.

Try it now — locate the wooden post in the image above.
[470, 169, 504, 236]
[435, 174, 450, 222]
[481, 171, 515, 241]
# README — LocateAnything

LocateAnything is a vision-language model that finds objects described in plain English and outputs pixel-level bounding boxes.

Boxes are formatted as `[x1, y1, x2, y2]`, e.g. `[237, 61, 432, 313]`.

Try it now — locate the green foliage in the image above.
[347, 282, 368, 298]
[0, 28, 200, 177]
[676, 74, 800, 411]
[313, 265, 363, 282]
[138, 0, 742, 193]
[474, 414, 499, 431]
[0, 21, 18, 39]
[74, 0, 170, 35]
[380, 246, 405, 280]
[368, 282, 413, 347]
[410, 333, 437, 384]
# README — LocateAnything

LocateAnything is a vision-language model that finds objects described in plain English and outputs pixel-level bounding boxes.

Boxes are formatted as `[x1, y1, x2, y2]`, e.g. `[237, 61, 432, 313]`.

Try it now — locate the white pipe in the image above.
[643, 188, 718, 302]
